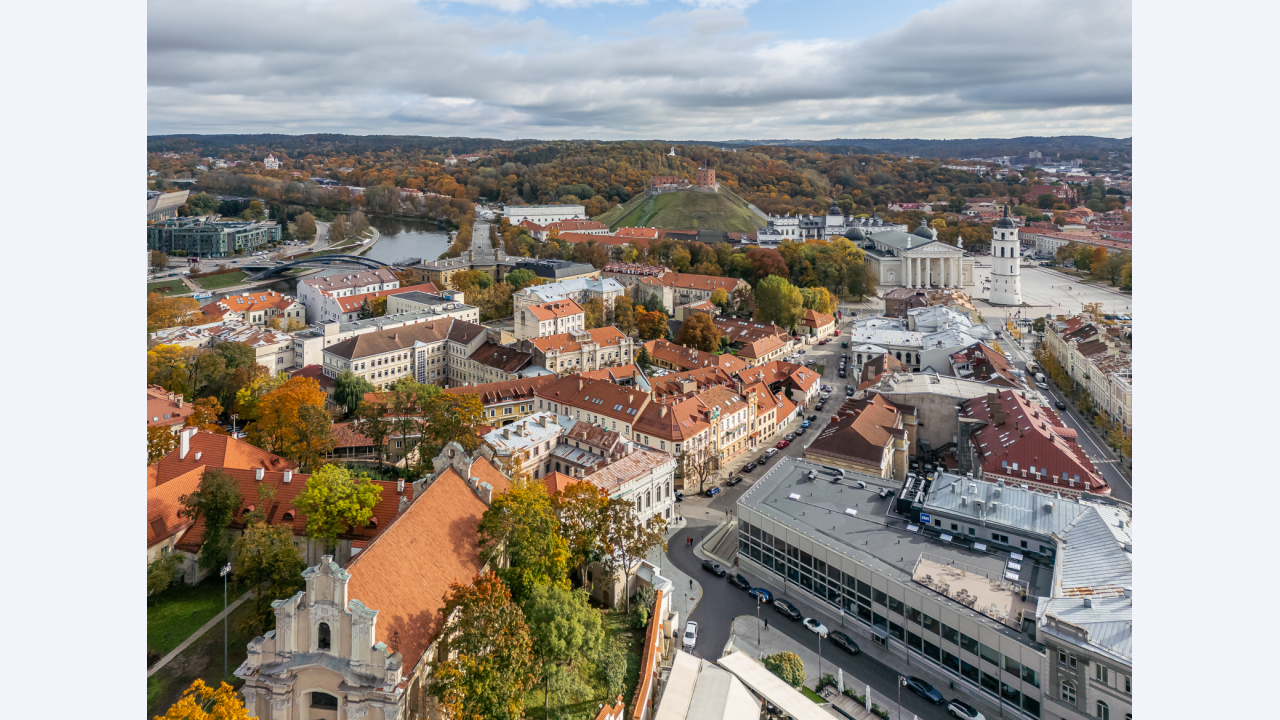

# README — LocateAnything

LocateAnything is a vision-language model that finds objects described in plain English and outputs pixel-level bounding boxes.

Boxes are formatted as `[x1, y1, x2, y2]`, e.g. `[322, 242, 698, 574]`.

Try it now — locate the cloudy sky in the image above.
[148, 0, 1131, 140]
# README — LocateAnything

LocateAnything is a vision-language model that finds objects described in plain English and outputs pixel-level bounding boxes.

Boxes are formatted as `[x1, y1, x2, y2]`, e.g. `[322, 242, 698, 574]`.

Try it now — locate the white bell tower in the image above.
[988, 205, 1022, 306]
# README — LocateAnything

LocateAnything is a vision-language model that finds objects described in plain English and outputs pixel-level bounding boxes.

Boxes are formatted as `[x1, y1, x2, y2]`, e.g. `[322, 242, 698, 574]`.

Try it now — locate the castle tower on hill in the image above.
[988, 205, 1022, 306]
[695, 167, 717, 190]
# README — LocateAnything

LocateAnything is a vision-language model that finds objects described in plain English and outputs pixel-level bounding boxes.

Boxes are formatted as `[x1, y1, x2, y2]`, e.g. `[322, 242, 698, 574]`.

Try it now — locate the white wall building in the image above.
[502, 204, 587, 224]
[297, 268, 401, 323]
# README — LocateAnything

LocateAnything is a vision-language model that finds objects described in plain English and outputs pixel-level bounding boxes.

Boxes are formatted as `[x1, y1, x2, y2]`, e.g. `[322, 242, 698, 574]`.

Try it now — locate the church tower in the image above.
[988, 205, 1022, 305]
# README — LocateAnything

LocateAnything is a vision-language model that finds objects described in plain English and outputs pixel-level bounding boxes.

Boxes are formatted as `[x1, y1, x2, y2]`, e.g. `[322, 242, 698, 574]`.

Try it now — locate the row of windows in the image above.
[739, 521, 1043, 717]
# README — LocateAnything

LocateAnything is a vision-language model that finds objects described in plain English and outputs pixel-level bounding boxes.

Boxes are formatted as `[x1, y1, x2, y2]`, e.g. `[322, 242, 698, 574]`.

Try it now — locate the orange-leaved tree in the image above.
[155, 679, 252, 720]
[184, 397, 227, 434]
[246, 376, 333, 469]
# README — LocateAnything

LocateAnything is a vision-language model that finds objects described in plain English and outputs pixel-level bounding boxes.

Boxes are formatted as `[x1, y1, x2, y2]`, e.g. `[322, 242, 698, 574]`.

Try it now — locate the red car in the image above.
[776, 440, 791, 449]
[818, 339, 829, 345]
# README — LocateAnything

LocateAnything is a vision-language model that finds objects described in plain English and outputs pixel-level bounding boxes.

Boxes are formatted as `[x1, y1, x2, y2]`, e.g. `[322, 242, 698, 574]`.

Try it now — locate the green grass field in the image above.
[148, 580, 236, 662]
[147, 280, 190, 297]
[191, 271, 249, 290]
[597, 189, 765, 234]
[148, 595, 254, 718]
[801, 685, 827, 704]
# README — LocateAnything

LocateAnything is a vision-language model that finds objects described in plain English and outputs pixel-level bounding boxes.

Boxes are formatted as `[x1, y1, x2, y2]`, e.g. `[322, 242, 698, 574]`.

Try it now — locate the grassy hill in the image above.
[595, 188, 765, 234]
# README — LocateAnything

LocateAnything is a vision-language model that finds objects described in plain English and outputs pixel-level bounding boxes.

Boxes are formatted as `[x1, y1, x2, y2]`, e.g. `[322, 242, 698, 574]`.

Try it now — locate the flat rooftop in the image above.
[739, 457, 1037, 643]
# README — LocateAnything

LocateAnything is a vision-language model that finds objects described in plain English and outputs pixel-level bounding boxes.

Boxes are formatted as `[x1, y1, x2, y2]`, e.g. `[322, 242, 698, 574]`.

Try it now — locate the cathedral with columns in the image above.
[850, 220, 976, 291]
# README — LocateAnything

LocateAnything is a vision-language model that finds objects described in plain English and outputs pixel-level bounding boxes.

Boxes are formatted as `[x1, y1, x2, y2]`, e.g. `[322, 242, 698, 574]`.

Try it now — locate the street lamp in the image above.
[757, 595, 762, 645]
[817, 628, 826, 682]
[897, 675, 907, 720]
[221, 563, 232, 680]
[230, 413, 239, 437]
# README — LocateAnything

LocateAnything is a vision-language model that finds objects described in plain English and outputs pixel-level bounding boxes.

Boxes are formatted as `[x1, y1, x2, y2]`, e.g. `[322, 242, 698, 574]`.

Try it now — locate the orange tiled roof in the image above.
[345, 457, 509, 674]
[146, 467, 204, 548]
[147, 385, 194, 428]
[148, 431, 297, 489]
[543, 471, 581, 496]
[333, 283, 442, 313]
[526, 299, 584, 321]
[201, 290, 299, 318]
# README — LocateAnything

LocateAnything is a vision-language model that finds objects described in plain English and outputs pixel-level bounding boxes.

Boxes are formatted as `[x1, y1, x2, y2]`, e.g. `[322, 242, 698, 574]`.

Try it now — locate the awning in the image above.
[871, 625, 889, 640]
[1010, 552, 1024, 561]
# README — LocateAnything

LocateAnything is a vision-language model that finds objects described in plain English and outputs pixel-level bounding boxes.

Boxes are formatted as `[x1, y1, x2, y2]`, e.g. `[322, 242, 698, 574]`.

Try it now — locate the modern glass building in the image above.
[147, 217, 281, 257]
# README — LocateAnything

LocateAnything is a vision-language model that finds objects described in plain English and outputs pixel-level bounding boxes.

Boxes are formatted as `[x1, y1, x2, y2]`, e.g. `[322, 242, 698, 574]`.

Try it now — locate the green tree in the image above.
[710, 287, 728, 308]
[947, 195, 966, 213]
[524, 584, 609, 717]
[505, 267, 538, 291]
[763, 651, 806, 687]
[675, 312, 721, 352]
[148, 425, 180, 464]
[583, 297, 605, 330]
[232, 521, 305, 637]
[185, 192, 221, 215]
[179, 469, 243, 572]
[600, 497, 666, 612]
[241, 200, 266, 221]
[1037, 193, 1056, 209]
[294, 403, 337, 472]
[754, 275, 804, 329]
[642, 294, 667, 314]
[334, 369, 376, 417]
[635, 345, 653, 372]
[477, 480, 571, 604]
[147, 553, 183, 601]
[551, 482, 610, 586]
[294, 212, 317, 241]
[429, 572, 538, 720]
[354, 398, 393, 467]
[291, 465, 383, 551]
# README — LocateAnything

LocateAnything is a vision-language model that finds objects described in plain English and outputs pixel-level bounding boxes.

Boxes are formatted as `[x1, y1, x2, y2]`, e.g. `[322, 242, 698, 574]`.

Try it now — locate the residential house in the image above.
[515, 299, 585, 341]
[733, 360, 821, 405]
[524, 327, 635, 375]
[460, 341, 536, 385]
[513, 276, 625, 321]
[805, 394, 917, 480]
[147, 385, 193, 432]
[533, 374, 651, 440]
[442, 374, 559, 426]
[200, 290, 305, 326]
[643, 338, 747, 375]
[297, 268, 401, 323]
[799, 308, 836, 340]
[1044, 318, 1132, 433]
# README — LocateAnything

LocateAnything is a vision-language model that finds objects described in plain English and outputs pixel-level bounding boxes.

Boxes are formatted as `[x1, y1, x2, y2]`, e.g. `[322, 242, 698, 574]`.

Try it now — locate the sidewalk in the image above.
[646, 544, 702, 621]
[148, 590, 250, 677]
[726, 615, 906, 719]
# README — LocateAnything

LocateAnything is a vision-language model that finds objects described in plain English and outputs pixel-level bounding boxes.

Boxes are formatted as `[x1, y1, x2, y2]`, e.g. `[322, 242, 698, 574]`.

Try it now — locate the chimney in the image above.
[397, 478, 405, 493]
[1082, 597, 1092, 608]
[177, 397, 184, 408]
[194, 451, 202, 461]
[992, 402, 1006, 426]
[179, 427, 194, 460]
[399, 495, 410, 514]
[255, 467, 265, 481]
[283, 470, 293, 483]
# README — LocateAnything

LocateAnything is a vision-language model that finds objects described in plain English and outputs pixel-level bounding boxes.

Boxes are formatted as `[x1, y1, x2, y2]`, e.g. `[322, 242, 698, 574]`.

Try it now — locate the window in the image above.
[968, 527, 975, 535]
[941, 623, 959, 645]
[311, 692, 339, 710]
[1059, 650, 1068, 665]
[1096, 701, 1109, 720]
[1061, 681, 1076, 704]
[1096, 664, 1109, 684]
[318, 622, 332, 650]
[960, 632, 979, 656]
[951, 523, 958, 531]
[1124, 676, 1131, 694]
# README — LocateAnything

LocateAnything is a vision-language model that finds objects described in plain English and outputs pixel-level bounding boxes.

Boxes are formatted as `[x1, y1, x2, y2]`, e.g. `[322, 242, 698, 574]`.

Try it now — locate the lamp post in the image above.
[757, 595, 762, 645]
[230, 413, 239, 437]
[817, 628, 825, 682]
[221, 563, 232, 680]
[898, 675, 907, 720]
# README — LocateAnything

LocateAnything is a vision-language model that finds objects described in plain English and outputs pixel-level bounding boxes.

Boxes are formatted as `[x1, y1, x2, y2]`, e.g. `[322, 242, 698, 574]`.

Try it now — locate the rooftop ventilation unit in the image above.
[788, 493, 801, 501]
[844, 508, 857, 517]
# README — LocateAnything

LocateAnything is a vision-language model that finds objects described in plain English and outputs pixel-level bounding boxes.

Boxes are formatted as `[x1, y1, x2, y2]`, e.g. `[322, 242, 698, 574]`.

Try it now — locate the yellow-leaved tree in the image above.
[245, 376, 334, 469]
[155, 679, 253, 720]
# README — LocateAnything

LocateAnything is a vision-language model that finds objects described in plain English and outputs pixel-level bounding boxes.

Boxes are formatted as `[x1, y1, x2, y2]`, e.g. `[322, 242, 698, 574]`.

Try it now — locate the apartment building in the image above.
[515, 299, 585, 341]
[1044, 318, 1132, 433]
[315, 283, 449, 325]
[713, 317, 793, 365]
[442, 375, 558, 427]
[319, 317, 490, 390]
[297, 268, 401, 323]
[524, 327, 635, 374]
[643, 338, 747, 375]
[210, 324, 295, 375]
[291, 298, 482, 369]
[513, 276, 625, 320]
[805, 394, 917, 480]
[457, 341, 537, 385]
[199, 290, 305, 326]
[147, 216, 281, 257]
[533, 374, 651, 440]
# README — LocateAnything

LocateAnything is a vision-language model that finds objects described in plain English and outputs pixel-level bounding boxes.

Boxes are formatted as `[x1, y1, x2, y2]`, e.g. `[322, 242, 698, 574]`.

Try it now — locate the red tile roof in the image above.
[530, 327, 630, 355]
[469, 341, 534, 373]
[963, 389, 1108, 495]
[291, 364, 336, 390]
[442, 374, 559, 405]
[801, 308, 835, 329]
[545, 219, 609, 233]
[543, 471, 582, 496]
[535, 374, 651, 425]
[612, 227, 663, 240]
[147, 385, 195, 428]
[526, 299, 584, 321]
[333, 283, 442, 314]
[557, 232, 635, 246]
[146, 466, 204, 548]
[201, 290, 299, 319]
[148, 430, 297, 490]
[807, 394, 910, 468]
[643, 339, 747, 374]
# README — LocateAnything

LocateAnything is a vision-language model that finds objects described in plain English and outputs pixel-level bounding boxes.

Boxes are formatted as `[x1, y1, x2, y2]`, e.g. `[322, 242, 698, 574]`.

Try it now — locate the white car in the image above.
[803, 618, 828, 636]
[947, 699, 986, 720]
[683, 621, 698, 651]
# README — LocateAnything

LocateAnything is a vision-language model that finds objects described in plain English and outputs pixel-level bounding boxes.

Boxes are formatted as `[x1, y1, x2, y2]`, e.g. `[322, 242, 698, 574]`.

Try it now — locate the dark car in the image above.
[785, 433, 796, 441]
[728, 573, 751, 590]
[808, 414, 818, 422]
[795, 427, 807, 436]
[828, 630, 859, 654]
[742, 461, 757, 473]
[838, 370, 847, 378]
[704, 487, 722, 497]
[747, 587, 774, 603]
[1055, 400, 1067, 410]
[905, 676, 944, 705]
[726, 476, 742, 486]
[701, 559, 726, 576]
[773, 598, 802, 620]
[675, 490, 684, 502]
[757, 454, 770, 465]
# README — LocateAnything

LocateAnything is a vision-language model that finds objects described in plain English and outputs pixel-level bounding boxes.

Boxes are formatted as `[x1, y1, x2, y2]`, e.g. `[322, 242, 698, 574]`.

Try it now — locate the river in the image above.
[363, 217, 453, 265]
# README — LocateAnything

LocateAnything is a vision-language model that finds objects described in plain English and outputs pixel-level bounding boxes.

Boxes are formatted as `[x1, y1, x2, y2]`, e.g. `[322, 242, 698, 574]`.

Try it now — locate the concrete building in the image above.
[868, 373, 1011, 452]
[756, 207, 909, 245]
[313, 284, 449, 325]
[515, 299, 585, 341]
[147, 216, 281, 258]
[850, 220, 975, 290]
[290, 300, 482, 370]
[502, 203, 587, 224]
[210, 323, 296, 375]
[990, 208, 1023, 306]
[235, 445, 512, 720]
[737, 459, 1061, 720]
[297, 268, 400, 324]
[805, 394, 917, 480]
[442, 374, 558, 426]
[146, 190, 189, 222]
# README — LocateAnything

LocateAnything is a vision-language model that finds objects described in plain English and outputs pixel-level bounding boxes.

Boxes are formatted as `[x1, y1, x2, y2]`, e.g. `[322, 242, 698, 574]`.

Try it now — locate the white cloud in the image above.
[148, 0, 1131, 139]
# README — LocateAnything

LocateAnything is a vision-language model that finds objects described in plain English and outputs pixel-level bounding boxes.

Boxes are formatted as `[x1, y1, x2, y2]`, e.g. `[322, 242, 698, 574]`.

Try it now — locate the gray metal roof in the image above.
[1055, 505, 1132, 597]
[923, 473, 1091, 539]
[1038, 596, 1132, 664]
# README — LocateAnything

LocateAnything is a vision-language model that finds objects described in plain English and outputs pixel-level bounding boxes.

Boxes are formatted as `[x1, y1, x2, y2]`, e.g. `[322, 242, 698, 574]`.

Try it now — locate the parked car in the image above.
[728, 573, 752, 590]
[1055, 400, 1067, 410]
[725, 476, 742, 486]
[785, 432, 796, 441]
[765, 447, 778, 457]
[675, 490, 684, 502]
[683, 621, 698, 651]
[795, 427, 806, 436]
[701, 559, 726, 576]
[947, 699, 986, 720]
[808, 414, 818, 422]
[742, 461, 757, 473]
[773, 599, 802, 620]
[776, 440, 790, 449]
[904, 676, 944, 705]
[747, 587, 774, 603]
[842, 341, 848, 348]
[819, 338, 828, 345]
[829, 630, 860, 654]
[802, 617, 828, 636]
[800, 420, 811, 428]
[838, 370, 847, 378]
[704, 487, 721, 497]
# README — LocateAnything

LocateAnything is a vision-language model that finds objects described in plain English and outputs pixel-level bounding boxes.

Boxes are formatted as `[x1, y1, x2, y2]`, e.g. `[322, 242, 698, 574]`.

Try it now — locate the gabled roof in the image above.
[806, 394, 909, 466]
[659, 273, 742, 292]
[333, 283, 442, 314]
[634, 395, 711, 441]
[147, 466, 204, 548]
[148, 431, 297, 489]
[644, 339, 746, 374]
[325, 317, 486, 360]
[201, 291, 299, 318]
[469, 342, 533, 374]
[543, 471, 581, 496]
[147, 385, 194, 428]
[345, 458, 507, 677]
[858, 353, 909, 389]
[529, 326, 630, 355]
[949, 343, 1021, 388]
[649, 366, 735, 399]
[534, 374, 651, 424]
[442, 374, 559, 404]
[526, 299, 584, 321]
[801, 308, 835, 329]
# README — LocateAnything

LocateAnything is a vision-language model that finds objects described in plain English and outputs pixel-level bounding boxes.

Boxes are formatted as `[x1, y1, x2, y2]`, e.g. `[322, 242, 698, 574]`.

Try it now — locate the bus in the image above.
[1025, 360, 1040, 375]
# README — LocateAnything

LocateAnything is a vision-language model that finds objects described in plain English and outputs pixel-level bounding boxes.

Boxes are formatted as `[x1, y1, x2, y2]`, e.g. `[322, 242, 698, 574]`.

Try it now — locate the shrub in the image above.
[763, 651, 805, 687]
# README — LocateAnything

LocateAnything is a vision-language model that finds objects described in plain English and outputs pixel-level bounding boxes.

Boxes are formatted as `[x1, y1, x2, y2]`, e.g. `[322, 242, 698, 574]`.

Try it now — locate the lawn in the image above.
[148, 595, 254, 718]
[521, 609, 643, 720]
[148, 579, 238, 664]
[192, 271, 249, 290]
[147, 280, 190, 297]
[800, 685, 827, 704]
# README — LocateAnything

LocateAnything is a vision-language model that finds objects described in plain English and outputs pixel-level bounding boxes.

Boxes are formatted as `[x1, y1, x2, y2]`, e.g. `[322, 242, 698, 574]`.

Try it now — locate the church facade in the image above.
[855, 222, 976, 290]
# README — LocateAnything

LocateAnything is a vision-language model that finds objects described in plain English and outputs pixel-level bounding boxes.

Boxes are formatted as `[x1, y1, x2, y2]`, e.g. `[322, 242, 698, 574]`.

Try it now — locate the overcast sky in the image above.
[147, 0, 1131, 140]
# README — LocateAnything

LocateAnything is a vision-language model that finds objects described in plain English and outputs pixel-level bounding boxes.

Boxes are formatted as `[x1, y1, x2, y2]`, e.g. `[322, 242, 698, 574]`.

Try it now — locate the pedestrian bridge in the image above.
[241, 254, 394, 280]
